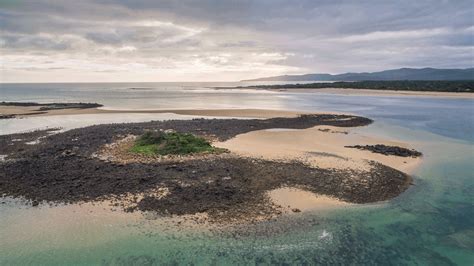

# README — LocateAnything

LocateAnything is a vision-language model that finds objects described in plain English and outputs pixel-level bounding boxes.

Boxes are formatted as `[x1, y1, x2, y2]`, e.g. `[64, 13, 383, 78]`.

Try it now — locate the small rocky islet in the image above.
[0, 101, 103, 119]
[345, 144, 422, 157]
[0, 114, 417, 223]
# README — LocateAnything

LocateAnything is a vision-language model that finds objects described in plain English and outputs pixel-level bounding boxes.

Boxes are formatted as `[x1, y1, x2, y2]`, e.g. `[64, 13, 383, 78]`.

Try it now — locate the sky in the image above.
[0, 0, 472, 82]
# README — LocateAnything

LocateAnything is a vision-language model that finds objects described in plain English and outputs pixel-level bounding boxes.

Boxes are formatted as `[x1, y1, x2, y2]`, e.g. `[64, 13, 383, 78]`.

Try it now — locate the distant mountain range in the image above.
[242, 68, 474, 82]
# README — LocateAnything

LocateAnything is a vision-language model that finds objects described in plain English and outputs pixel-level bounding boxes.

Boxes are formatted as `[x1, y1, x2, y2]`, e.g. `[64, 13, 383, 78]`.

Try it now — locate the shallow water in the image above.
[1, 83, 473, 265]
[0, 113, 225, 135]
[2, 82, 472, 141]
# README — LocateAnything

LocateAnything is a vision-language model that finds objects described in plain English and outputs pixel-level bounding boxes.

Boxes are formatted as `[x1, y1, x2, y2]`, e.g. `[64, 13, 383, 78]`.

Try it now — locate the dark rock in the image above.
[345, 144, 422, 157]
[0, 114, 16, 119]
[0, 101, 103, 110]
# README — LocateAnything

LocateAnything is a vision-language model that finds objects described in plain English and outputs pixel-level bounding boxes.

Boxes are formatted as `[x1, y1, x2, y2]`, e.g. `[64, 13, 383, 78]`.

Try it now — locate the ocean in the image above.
[1, 82, 473, 265]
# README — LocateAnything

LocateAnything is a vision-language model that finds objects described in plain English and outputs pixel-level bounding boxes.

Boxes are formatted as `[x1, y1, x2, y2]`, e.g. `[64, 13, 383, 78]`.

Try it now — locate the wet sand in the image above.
[213, 124, 421, 215]
[214, 125, 421, 174]
[0, 106, 309, 119]
[267, 187, 352, 213]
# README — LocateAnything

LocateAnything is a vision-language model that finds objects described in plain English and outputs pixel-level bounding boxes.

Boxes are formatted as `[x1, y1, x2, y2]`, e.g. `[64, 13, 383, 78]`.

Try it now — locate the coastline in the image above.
[250, 87, 474, 98]
[3, 85, 472, 120]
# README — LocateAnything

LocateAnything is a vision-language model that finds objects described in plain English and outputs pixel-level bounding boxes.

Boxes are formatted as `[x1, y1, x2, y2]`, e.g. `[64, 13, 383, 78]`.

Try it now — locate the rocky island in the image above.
[0, 114, 421, 224]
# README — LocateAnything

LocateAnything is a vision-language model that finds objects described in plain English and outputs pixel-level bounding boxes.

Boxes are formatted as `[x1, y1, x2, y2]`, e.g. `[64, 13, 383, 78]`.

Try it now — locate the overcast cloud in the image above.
[0, 0, 472, 82]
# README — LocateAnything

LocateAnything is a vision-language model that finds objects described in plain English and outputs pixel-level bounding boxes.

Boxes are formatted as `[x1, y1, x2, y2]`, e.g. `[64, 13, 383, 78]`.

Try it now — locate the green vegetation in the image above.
[244, 80, 474, 93]
[130, 131, 226, 156]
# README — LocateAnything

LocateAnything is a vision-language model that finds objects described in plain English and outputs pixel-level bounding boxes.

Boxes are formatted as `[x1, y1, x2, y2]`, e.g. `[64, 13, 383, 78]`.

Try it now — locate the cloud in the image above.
[0, 0, 472, 82]
[1, 33, 72, 50]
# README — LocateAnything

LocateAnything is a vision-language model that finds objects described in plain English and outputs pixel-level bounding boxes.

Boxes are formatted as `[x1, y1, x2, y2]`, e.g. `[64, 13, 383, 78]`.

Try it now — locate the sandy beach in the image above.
[267, 187, 352, 213]
[215, 125, 421, 174]
[215, 124, 421, 212]
[0, 105, 308, 119]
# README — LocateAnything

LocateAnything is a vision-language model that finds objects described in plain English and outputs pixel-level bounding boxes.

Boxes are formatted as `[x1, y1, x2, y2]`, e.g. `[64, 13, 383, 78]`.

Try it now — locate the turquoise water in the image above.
[0, 83, 473, 265]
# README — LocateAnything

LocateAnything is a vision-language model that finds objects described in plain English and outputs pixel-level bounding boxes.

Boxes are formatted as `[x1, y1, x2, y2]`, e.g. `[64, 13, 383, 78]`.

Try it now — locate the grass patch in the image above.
[130, 131, 226, 156]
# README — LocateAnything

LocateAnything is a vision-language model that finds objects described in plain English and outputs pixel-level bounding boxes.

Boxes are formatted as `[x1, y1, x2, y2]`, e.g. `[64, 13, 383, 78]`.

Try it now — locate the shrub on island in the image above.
[130, 131, 226, 155]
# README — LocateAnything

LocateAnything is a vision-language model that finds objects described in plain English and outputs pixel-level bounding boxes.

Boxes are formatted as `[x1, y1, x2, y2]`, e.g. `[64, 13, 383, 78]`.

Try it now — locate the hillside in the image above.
[241, 80, 474, 93]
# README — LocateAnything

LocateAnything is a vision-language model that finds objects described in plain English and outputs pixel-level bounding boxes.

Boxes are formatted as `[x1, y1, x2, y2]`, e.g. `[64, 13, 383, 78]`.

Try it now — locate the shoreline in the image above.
[1, 105, 312, 119]
[246, 87, 474, 98]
